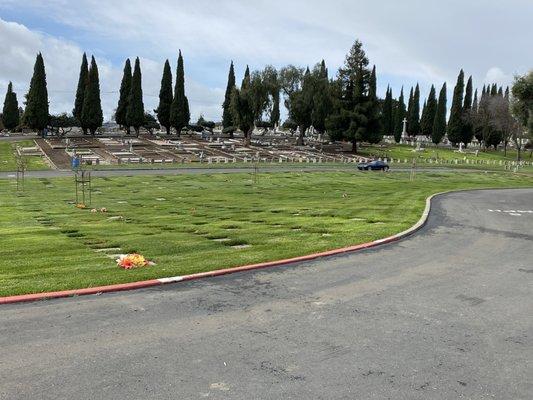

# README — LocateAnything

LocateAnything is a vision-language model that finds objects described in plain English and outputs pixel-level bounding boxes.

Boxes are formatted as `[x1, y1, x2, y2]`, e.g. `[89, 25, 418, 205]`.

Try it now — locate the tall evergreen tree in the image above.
[461, 75, 474, 146]
[311, 60, 332, 134]
[393, 87, 406, 143]
[73, 53, 88, 133]
[81, 56, 103, 135]
[115, 59, 132, 134]
[23, 53, 49, 136]
[231, 66, 255, 145]
[447, 69, 465, 145]
[155, 59, 173, 135]
[381, 86, 393, 135]
[420, 85, 437, 136]
[126, 57, 144, 135]
[408, 83, 420, 134]
[222, 61, 236, 137]
[2, 82, 19, 130]
[361, 64, 382, 144]
[169, 50, 190, 136]
[406, 87, 413, 134]
[432, 83, 447, 145]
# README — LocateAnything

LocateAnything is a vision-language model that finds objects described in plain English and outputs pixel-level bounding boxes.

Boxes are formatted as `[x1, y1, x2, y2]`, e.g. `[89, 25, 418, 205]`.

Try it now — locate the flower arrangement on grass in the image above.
[116, 253, 155, 269]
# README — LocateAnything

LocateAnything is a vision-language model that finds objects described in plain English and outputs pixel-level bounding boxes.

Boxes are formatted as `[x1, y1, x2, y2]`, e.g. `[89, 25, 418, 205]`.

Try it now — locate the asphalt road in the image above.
[1, 189, 532, 399]
[0, 165, 477, 179]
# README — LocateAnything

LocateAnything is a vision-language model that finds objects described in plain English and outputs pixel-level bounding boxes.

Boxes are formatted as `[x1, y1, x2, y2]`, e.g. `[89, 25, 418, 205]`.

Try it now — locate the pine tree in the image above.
[420, 85, 437, 136]
[126, 57, 144, 135]
[409, 83, 420, 135]
[222, 61, 236, 137]
[381, 86, 393, 135]
[432, 83, 447, 145]
[155, 59, 173, 135]
[73, 53, 88, 133]
[447, 69, 465, 145]
[461, 75, 474, 146]
[362, 64, 382, 144]
[81, 56, 103, 135]
[2, 82, 19, 130]
[393, 87, 406, 143]
[170, 50, 190, 136]
[23, 53, 49, 135]
[115, 59, 132, 134]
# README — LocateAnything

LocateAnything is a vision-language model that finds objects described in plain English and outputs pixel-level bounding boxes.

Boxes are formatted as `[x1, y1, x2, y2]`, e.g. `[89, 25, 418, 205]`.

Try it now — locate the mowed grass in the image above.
[359, 143, 533, 164]
[0, 140, 49, 172]
[1, 171, 532, 296]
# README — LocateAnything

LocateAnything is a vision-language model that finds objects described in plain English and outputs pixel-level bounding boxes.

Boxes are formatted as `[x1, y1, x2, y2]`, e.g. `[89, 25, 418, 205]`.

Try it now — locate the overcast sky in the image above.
[0, 0, 531, 121]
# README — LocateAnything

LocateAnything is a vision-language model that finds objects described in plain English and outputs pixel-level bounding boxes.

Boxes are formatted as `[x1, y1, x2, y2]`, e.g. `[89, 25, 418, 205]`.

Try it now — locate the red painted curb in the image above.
[0, 192, 436, 305]
[0, 279, 161, 305]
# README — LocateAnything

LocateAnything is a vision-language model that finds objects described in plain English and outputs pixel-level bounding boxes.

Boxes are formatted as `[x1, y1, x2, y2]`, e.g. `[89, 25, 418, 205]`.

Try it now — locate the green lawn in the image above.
[359, 143, 531, 163]
[0, 140, 49, 172]
[1, 171, 532, 297]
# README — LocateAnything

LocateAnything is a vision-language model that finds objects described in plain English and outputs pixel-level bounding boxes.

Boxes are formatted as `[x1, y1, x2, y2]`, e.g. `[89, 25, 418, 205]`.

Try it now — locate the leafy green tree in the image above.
[420, 85, 437, 136]
[432, 83, 447, 145]
[48, 113, 79, 136]
[511, 70, 532, 138]
[222, 61, 236, 137]
[381, 86, 393, 135]
[73, 53, 88, 133]
[408, 83, 420, 135]
[155, 60, 173, 135]
[81, 56, 103, 135]
[289, 67, 314, 145]
[170, 51, 190, 136]
[461, 75, 474, 146]
[115, 59, 132, 134]
[23, 53, 49, 136]
[126, 57, 144, 135]
[143, 112, 159, 134]
[2, 82, 19, 130]
[393, 87, 406, 143]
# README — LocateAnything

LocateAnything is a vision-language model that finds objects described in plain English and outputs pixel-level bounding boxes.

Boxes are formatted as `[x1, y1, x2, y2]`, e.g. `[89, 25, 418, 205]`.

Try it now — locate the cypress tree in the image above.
[381, 86, 393, 135]
[406, 87, 414, 134]
[73, 53, 88, 133]
[420, 85, 437, 136]
[393, 87, 405, 143]
[432, 83, 447, 145]
[311, 60, 332, 134]
[155, 59, 173, 134]
[81, 56, 103, 135]
[231, 65, 255, 145]
[23, 53, 49, 136]
[362, 64, 382, 144]
[409, 83, 420, 134]
[126, 57, 144, 135]
[115, 59, 132, 134]
[447, 69, 465, 145]
[222, 61, 236, 137]
[461, 75, 474, 146]
[2, 82, 19, 130]
[170, 50, 190, 136]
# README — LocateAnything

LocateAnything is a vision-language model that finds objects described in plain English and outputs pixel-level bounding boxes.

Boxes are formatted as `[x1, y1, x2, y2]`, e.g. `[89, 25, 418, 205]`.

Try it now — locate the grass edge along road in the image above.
[1, 170, 532, 297]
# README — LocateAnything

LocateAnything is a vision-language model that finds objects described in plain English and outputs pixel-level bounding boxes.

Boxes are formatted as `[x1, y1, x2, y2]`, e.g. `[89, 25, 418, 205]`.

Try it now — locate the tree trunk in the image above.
[504, 142, 507, 157]
[244, 130, 251, 146]
[166, 126, 170, 135]
[125, 126, 131, 135]
[352, 139, 357, 153]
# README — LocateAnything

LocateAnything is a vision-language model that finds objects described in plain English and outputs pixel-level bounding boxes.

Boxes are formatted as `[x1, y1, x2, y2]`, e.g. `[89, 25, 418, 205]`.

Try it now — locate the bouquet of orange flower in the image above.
[116, 253, 155, 269]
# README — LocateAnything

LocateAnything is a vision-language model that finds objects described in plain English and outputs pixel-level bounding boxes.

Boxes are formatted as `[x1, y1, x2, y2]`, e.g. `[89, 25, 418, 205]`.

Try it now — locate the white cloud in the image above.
[0, 18, 224, 121]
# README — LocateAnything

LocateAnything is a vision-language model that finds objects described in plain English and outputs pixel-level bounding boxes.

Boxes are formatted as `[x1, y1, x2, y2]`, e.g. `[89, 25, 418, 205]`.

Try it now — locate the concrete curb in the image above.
[0, 191, 439, 305]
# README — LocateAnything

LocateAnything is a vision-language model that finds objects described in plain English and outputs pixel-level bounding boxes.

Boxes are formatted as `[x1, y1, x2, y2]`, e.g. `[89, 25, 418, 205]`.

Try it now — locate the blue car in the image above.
[357, 160, 390, 171]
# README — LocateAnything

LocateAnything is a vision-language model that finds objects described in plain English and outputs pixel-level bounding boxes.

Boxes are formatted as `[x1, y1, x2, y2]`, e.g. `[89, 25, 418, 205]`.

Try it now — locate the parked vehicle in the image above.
[357, 160, 390, 171]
